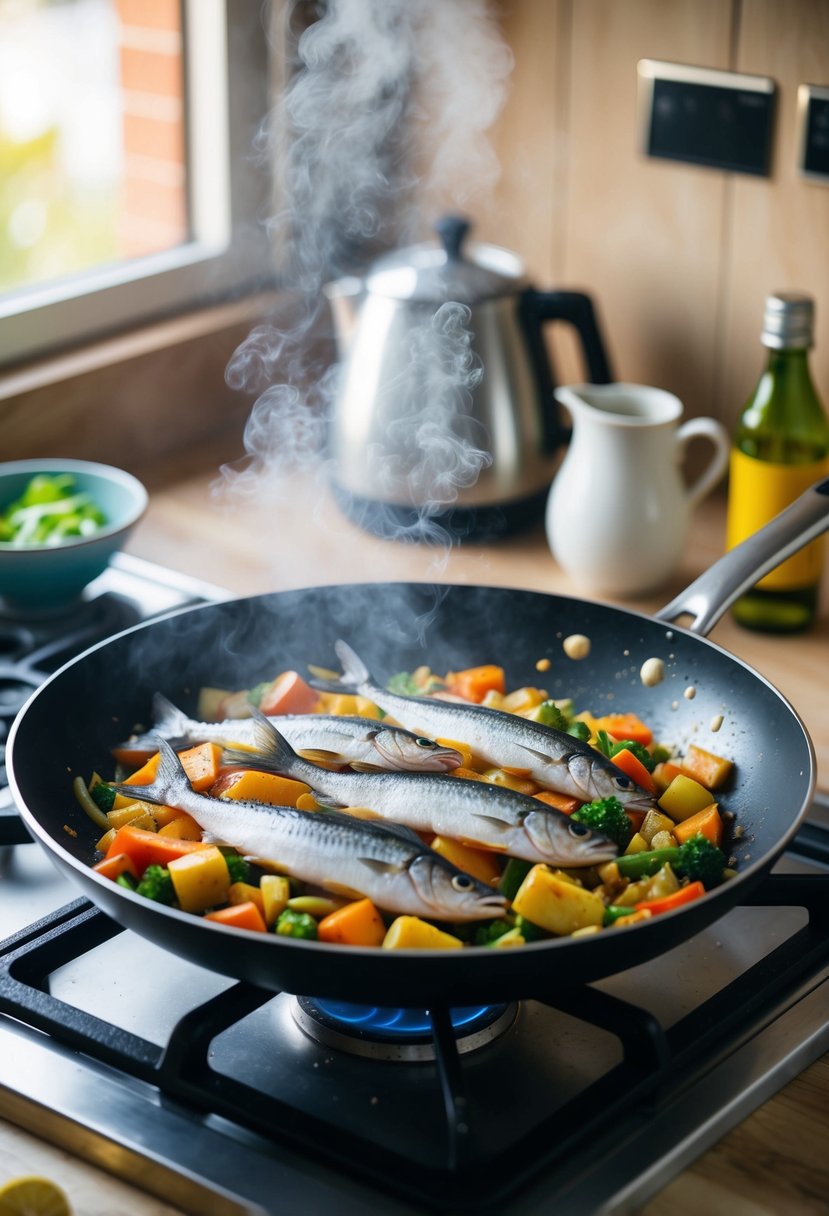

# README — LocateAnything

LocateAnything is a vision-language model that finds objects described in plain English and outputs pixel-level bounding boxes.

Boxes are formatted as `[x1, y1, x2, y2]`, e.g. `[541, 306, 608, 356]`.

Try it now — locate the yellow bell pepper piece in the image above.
[512, 865, 604, 935]
[430, 836, 503, 886]
[658, 774, 715, 821]
[260, 875, 291, 925]
[382, 917, 463, 950]
[168, 846, 231, 913]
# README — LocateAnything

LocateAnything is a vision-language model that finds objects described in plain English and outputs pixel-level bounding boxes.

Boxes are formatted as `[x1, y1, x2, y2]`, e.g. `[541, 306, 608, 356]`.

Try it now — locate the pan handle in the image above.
[656, 477, 829, 635]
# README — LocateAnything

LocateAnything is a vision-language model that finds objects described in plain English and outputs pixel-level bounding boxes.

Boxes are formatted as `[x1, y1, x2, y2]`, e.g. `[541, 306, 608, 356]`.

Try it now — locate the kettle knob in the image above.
[435, 214, 471, 261]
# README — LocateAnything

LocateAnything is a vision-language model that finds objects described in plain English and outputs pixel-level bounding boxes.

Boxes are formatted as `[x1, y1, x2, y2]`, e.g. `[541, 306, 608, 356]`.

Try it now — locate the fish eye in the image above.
[568, 822, 591, 838]
[415, 737, 437, 749]
[451, 873, 474, 891]
[614, 774, 633, 790]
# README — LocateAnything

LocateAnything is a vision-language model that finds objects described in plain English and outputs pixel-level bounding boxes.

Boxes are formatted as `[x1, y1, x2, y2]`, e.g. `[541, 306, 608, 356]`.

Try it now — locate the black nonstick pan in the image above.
[8, 481, 829, 1007]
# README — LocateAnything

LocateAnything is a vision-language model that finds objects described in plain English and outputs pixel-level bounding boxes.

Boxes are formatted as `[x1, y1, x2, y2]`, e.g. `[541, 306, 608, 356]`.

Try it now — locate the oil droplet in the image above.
[710, 714, 724, 732]
[535, 657, 551, 672]
[684, 685, 696, 700]
[640, 657, 665, 687]
[563, 634, 591, 660]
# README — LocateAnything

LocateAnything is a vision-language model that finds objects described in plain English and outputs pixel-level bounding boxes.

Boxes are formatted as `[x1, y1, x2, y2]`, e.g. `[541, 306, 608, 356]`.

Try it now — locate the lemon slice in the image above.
[0, 1177, 71, 1216]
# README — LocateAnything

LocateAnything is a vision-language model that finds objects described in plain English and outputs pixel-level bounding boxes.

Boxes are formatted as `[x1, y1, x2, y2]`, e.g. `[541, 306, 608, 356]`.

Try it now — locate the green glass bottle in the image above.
[726, 292, 829, 633]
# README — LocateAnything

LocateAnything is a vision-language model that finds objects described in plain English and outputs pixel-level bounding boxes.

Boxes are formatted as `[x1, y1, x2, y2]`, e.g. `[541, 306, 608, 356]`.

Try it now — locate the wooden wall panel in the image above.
[721, 0, 829, 432]
[483, 0, 565, 283]
[561, 0, 734, 400]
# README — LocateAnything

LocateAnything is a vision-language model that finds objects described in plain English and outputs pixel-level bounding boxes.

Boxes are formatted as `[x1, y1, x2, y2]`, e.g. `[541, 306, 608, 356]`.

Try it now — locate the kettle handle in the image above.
[520, 289, 614, 445]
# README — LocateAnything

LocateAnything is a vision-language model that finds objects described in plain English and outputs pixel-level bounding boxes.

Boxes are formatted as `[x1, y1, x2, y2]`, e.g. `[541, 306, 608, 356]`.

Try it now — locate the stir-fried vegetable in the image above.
[0, 473, 107, 546]
[78, 654, 739, 946]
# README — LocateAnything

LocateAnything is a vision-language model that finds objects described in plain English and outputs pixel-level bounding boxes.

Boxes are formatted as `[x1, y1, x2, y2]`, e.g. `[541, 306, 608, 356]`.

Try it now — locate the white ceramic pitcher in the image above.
[546, 383, 730, 597]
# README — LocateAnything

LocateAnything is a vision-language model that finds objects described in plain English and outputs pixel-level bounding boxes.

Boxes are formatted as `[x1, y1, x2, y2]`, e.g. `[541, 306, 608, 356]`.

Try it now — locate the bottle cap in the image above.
[761, 292, 815, 349]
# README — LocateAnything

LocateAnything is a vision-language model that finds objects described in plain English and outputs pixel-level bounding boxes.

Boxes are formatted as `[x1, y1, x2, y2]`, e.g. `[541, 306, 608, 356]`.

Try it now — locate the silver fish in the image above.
[223, 713, 618, 867]
[313, 641, 654, 810]
[118, 693, 462, 773]
[114, 737, 506, 923]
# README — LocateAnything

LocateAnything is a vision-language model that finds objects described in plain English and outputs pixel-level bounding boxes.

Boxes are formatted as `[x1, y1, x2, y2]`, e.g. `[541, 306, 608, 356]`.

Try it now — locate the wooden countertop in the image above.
[4, 433, 828, 1214]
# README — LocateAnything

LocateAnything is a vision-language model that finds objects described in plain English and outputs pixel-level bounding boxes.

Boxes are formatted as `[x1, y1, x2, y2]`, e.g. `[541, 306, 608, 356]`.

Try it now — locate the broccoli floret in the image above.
[90, 782, 116, 812]
[275, 908, 318, 939]
[473, 920, 514, 946]
[136, 864, 176, 904]
[513, 914, 546, 941]
[616, 834, 726, 888]
[221, 850, 251, 884]
[608, 739, 655, 772]
[532, 701, 569, 730]
[572, 796, 632, 850]
[532, 701, 591, 742]
[115, 872, 137, 891]
[387, 671, 421, 695]
[567, 721, 592, 742]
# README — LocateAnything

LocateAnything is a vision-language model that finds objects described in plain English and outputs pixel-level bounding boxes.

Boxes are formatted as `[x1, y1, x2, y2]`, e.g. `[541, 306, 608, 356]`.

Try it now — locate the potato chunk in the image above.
[512, 866, 604, 935]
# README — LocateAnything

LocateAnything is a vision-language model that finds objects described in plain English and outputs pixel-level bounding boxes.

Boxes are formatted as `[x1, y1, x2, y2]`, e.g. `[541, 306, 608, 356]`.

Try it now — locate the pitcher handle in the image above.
[676, 416, 730, 506]
[656, 478, 829, 635]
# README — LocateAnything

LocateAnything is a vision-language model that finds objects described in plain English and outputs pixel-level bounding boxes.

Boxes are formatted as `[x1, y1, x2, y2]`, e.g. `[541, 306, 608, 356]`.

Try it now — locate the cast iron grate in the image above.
[0, 873, 827, 1213]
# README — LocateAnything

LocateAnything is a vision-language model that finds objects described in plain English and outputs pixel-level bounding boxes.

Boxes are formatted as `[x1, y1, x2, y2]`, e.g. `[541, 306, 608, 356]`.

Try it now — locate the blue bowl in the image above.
[0, 459, 148, 612]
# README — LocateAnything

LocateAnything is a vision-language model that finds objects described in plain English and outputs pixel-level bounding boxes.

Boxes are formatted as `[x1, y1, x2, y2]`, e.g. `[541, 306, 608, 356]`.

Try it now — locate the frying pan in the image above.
[8, 481, 829, 1007]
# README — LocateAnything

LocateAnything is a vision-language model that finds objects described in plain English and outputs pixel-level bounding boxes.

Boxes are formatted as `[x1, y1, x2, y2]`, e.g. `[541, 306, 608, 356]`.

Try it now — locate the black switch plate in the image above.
[638, 59, 776, 176]
[798, 84, 829, 183]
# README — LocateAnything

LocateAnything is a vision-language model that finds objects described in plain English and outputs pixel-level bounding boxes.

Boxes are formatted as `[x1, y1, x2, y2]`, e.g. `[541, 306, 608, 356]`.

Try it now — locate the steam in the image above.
[218, 0, 514, 553]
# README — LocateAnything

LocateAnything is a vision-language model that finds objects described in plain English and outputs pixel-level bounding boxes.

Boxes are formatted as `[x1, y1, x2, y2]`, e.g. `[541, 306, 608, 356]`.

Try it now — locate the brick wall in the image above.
[115, 0, 188, 259]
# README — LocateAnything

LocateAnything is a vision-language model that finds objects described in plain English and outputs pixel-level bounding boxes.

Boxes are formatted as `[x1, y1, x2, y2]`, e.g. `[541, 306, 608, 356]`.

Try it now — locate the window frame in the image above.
[0, 0, 274, 370]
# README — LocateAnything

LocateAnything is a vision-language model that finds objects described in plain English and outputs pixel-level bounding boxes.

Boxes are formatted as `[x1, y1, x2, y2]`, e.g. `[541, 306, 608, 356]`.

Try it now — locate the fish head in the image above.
[524, 808, 619, 866]
[372, 729, 463, 772]
[568, 750, 655, 813]
[407, 854, 508, 922]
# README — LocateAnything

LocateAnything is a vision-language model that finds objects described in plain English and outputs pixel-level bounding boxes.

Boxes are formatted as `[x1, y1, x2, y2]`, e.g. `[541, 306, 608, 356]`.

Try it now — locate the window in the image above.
[0, 0, 273, 369]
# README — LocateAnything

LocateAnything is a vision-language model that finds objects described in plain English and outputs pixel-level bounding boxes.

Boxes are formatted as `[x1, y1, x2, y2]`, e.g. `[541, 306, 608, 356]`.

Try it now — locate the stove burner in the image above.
[293, 996, 517, 1060]
[0, 625, 35, 662]
[0, 672, 41, 720]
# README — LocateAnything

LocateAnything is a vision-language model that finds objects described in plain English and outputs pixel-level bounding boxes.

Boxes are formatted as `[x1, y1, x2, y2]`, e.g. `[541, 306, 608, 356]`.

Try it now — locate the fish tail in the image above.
[151, 692, 194, 742]
[307, 640, 368, 694]
[222, 709, 299, 773]
[114, 738, 191, 807]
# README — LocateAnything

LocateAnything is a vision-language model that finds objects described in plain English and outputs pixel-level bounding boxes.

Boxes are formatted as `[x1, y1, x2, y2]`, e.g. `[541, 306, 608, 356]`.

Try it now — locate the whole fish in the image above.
[223, 713, 618, 867]
[114, 737, 507, 923]
[117, 693, 463, 773]
[313, 641, 655, 809]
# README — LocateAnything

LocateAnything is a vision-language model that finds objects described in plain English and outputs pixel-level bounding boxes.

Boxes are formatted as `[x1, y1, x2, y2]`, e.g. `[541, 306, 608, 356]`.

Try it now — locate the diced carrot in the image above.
[595, 713, 653, 747]
[177, 742, 223, 792]
[124, 742, 223, 793]
[611, 748, 657, 797]
[673, 804, 723, 847]
[652, 761, 684, 794]
[625, 809, 646, 833]
[445, 665, 506, 704]
[436, 738, 474, 768]
[680, 744, 734, 791]
[205, 901, 268, 932]
[104, 825, 209, 872]
[111, 742, 158, 768]
[210, 768, 311, 806]
[451, 766, 486, 782]
[92, 853, 139, 882]
[158, 813, 203, 840]
[257, 671, 319, 716]
[533, 789, 581, 815]
[318, 898, 387, 946]
[634, 881, 706, 915]
[430, 836, 503, 886]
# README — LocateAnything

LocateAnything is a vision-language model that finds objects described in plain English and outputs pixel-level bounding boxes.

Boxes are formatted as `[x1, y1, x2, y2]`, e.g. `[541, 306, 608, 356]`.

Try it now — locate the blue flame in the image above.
[309, 1000, 502, 1038]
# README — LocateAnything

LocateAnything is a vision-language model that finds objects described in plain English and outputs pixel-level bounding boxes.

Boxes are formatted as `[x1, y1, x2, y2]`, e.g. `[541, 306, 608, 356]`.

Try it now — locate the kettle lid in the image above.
[365, 215, 525, 304]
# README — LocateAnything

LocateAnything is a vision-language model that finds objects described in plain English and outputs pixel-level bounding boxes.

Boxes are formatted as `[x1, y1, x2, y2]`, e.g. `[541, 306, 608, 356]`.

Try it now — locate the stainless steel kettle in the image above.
[325, 215, 613, 539]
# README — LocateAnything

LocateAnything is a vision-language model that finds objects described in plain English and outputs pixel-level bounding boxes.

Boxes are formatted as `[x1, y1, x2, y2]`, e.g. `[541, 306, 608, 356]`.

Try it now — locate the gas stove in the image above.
[0, 557, 827, 1216]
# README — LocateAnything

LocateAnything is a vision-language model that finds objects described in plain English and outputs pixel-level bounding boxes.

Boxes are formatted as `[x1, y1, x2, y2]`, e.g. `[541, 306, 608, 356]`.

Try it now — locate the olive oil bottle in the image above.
[726, 293, 829, 632]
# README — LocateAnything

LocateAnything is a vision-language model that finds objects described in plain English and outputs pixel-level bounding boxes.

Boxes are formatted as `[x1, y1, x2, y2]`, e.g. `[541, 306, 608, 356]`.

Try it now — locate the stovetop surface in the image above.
[0, 557, 827, 1216]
